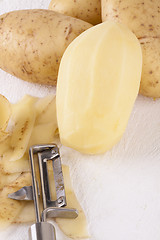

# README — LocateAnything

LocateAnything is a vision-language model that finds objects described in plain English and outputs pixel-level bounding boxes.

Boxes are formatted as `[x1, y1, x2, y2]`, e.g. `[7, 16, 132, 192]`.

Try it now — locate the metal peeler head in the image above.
[8, 144, 78, 240]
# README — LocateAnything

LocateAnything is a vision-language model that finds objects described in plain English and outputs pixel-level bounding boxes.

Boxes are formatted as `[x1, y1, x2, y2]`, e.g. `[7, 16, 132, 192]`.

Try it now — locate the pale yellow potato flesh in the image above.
[15, 201, 35, 223]
[2, 154, 30, 174]
[35, 95, 56, 121]
[101, 0, 160, 98]
[27, 122, 57, 150]
[49, 0, 101, 25]
[56, 21, 142, 154]
[0, 95, 11, 131]
[0, 10, 92, 85]
[56, 165, 89, 239]
[0, 130, 9, 143]
[0, 161, 21, 189]
[35, 95, 57, 125]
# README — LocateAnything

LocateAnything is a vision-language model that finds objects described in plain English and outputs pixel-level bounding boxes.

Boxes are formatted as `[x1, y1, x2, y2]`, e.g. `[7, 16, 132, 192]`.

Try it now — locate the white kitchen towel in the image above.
[0, 1, 160, 240]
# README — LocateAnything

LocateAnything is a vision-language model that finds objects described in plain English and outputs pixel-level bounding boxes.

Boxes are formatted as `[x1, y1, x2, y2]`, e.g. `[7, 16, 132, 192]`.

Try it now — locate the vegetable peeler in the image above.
[8, 144, 78, 240]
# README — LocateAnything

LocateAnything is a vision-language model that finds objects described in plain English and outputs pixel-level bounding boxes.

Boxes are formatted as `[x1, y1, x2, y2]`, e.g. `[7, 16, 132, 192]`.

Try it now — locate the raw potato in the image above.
[139, 38, 160, 97]
[49, 0, 101, 25]
[0, 9, 92, 85]
[56, 21, 142, 154]
[101, 0, 160, 98]
[101, 0, 160, 38]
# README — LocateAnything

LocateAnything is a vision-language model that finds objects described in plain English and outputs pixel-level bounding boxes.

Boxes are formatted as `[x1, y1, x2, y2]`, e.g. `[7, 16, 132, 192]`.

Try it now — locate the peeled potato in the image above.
[56, 21, 142, 154]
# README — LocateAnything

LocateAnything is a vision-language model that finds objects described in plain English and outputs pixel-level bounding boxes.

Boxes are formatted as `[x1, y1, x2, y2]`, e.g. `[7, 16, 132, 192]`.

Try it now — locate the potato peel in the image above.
[15, 166, 89, 239]
[2, 154, 30, 174]
[0, 94, 88, 238]
[0, 94, 11, 132]
[2, 95, 36, 162]
[0, 173, 31, 230]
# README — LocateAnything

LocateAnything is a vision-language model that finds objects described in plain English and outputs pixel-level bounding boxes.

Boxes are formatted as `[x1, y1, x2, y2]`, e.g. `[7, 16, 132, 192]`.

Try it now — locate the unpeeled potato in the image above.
[139, 37, 160, 98]
[101, 0, 160, 98]
[0, 9, 92, 85]
[49, 0, 101, 25]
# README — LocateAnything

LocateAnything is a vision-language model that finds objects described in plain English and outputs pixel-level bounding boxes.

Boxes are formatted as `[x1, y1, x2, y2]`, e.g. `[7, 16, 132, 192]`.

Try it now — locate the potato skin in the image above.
[101, 0, 160, 98]
[102, 0, 160, 37]
[0, 9, 92, 85]
[139, 38, 160, 98]
[49, 0, 101, 25]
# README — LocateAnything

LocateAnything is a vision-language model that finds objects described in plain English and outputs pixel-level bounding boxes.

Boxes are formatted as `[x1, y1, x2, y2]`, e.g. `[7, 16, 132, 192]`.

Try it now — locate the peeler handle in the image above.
[29, 222, 56, 240]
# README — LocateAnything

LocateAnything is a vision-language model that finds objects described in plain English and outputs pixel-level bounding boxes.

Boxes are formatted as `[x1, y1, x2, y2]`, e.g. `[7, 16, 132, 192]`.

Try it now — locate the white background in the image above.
[0, 1, 160, 240]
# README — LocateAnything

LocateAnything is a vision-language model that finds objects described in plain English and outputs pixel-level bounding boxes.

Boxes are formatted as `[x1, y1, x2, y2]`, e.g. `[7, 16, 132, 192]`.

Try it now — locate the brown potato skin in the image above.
[0, 9, 92, 85]
[101, 0, 160, 98]
[49, 0, 101, 25]
[139, 38, 160, 98]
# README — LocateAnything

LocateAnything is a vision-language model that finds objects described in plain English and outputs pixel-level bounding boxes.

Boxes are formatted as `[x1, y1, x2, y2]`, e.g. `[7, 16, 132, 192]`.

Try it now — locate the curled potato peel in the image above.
[0, 95, 11, 143]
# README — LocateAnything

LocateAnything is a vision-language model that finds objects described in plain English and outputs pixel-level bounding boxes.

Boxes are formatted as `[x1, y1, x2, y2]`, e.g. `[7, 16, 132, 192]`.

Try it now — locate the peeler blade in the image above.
[8, 144, 78, 228]
[8, 186, 34, 201]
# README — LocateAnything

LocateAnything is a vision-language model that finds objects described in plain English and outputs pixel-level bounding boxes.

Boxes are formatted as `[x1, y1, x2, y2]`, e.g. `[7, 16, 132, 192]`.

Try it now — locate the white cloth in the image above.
[0, 1, 160, 240]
